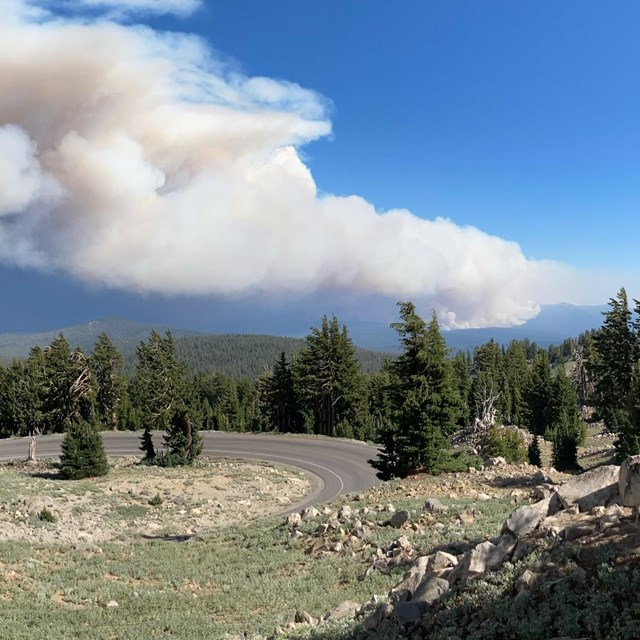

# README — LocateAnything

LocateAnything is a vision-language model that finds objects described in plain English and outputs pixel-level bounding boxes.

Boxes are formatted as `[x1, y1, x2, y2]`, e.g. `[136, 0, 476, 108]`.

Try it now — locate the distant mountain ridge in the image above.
[0, 317, 203, 361]
[346, 302, 608, 352]
[0, 303, 608, 366]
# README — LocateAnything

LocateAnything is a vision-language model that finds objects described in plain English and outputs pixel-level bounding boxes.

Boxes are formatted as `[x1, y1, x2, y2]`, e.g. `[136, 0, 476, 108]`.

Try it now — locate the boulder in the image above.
[324, 600, 360, 621]
[423, 498, 448, 513]
[619, 455, 640, 508]
[427, 551, 458, 575]
[460, 541, 509, 580]
[411, 576, 450, 603]
[556, 465, 620, 512]
[362, 603, 394, 630]
[390, 510, 411, 528]
[394, 600, 429, 625]
[392, 556, 430, 600]
[502, 496, 557, 538]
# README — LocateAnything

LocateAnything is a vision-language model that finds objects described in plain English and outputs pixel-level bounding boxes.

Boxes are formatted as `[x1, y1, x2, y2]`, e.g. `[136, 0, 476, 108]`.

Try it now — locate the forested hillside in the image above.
[3, 292, 639, 479]
[172, 334, 389, 378]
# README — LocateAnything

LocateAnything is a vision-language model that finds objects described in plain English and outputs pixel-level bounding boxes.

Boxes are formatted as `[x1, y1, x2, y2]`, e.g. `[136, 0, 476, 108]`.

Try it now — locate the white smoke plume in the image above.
[0, 0, 578, 327]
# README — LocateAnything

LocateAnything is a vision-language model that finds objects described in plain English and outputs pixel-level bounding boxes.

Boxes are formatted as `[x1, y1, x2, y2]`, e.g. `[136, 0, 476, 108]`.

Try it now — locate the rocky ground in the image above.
[0, 456, 311, 544]
[274, 458, 640, 640]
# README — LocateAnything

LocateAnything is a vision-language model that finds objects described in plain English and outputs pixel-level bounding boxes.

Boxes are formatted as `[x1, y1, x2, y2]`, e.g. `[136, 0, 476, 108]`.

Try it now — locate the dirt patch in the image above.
[0, 457, 311, 544]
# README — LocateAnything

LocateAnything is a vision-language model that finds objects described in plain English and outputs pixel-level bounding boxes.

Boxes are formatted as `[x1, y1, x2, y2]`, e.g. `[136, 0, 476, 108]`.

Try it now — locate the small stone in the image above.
[287, 512, 302, 528]
[477, 493, 492, 501]
[106, 600, 119, 608]
[290, 530, 304, 540]
[338, 505, 352, 519]
[316, 523, 329, 535]
[294, 610, 315, 625]
[385, 503, 396, 513]
[302, 506, 320, 520]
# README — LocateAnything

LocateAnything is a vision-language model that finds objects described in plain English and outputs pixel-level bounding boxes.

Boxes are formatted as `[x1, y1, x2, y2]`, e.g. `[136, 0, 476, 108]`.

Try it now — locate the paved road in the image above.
[0, 432, 381, 512]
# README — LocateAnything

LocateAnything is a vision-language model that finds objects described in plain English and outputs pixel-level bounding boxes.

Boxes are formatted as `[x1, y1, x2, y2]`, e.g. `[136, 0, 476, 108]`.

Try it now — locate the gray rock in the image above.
[362, 603, 394, 630]
[563, 525, 595, 541]
[301, 506, 320, 520]
[515, 569, 538, 595]
[423, 498, 448, 513]
[294, 610, 316, 625]
[324, 600, 360, 621]
[338, 505, 353, 519]
[532, 486, 551, 501]
[390, 510, 411, 528]
[460, 541, 508, 580]
[427, 551, 458, 575]
[556, 465, 620, 512]
[485, 456, 507, 467]
[394, 600, 429, 625]
[411, 576, 450, 603]
[502, 497, 553, 538]
[316, 523, 329, 535]
[287, 512, 302, 528]
[392, 556, 430, 600]
[619, 455, 640, 508]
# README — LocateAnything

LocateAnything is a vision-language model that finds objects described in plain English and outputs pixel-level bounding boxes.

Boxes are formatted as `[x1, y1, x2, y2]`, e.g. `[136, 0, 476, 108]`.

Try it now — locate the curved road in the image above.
[0, 432, 381, 512]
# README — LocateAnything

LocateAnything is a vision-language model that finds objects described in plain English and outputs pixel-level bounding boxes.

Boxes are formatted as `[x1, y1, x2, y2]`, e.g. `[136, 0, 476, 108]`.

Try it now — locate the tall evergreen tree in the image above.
[587, 287, 640, 458]
[525, 350, 552, 436]
[260, 352, 304, 433]
[90, 332, 124, 431]
[372, 303, 459, 479]
[548, 369, 584, 471]
[296, 316, 362, 437]
[43, 335, 94, 433]
[591, 288, 635, 422]
[135, 330, 201, 464]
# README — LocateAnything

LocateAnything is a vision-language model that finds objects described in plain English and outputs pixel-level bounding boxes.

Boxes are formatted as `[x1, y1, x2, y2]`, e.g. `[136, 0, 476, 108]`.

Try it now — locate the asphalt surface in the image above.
[0, 432, 382, 511]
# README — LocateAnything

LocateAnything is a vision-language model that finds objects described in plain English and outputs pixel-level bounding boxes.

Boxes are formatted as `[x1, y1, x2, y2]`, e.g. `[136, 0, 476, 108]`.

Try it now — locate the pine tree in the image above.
[372, 303, 459, 479]
[528, 434, 542, 467]
[139, 425, 156, 462]
[135, 330, 201, 465]
[525, 350, 552, 436]
[591, 288, 635, 422]
[90, 332, 123, 431]
[260, 352, 304, 433]
[296, 316, 362, 437]
[42, 335, 94, 433]
[60, 420, 108, 479]
[548, 369, 584, 471]
[589, 288, 640, 458]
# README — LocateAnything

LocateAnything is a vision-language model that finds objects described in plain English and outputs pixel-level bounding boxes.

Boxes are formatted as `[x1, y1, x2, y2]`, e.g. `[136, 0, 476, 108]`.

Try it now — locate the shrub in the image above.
[60, 420, 109, 480]
[486, 426, 527, 464]
[148, 493, 163, 507]
[38, 508, 56, 523]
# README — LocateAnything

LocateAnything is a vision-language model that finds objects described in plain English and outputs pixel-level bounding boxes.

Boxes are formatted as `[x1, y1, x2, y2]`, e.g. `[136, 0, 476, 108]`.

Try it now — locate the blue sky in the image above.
[0, 0, 638, 332]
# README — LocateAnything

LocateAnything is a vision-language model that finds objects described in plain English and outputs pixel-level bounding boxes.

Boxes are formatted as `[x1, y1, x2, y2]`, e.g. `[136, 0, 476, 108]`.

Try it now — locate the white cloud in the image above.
[0, 1, 588, 327]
